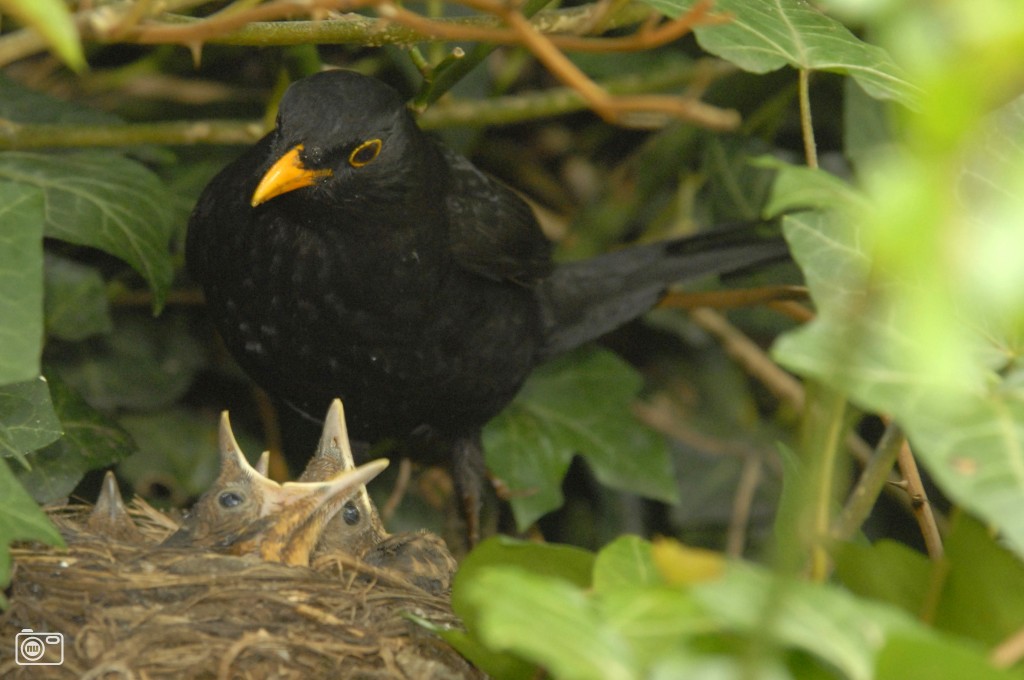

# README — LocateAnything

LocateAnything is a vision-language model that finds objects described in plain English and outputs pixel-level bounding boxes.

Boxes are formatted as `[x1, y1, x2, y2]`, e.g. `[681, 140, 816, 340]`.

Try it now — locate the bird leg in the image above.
[451, 433, 488, 548]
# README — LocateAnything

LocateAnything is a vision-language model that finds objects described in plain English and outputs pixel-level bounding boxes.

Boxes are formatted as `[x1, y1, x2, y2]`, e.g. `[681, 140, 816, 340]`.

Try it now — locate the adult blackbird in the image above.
[164, 411, 389, 565]
[187, 69, 788, 542]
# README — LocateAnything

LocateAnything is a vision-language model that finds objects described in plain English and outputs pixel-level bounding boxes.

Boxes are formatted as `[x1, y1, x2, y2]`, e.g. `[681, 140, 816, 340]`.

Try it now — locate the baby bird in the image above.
[163, 410, 388, 567]
[299, 399, 458, 595]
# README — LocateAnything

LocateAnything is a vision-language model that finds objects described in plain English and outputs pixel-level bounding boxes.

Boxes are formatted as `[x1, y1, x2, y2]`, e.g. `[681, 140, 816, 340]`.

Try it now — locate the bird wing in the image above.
[440, 145, 554, 286]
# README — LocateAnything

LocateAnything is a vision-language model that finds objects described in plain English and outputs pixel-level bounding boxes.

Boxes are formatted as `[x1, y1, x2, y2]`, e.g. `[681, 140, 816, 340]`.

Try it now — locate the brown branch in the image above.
[659, 285, 809, 311]
[894, 434, 944, 559]
[688, 307, 806, 412]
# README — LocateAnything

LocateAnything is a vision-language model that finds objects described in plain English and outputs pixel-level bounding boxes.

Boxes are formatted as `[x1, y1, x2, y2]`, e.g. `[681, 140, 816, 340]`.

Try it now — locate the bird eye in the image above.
[342, 501, 361, 525]
[348, 139, 382, 168]
[219, 491, 244, 508]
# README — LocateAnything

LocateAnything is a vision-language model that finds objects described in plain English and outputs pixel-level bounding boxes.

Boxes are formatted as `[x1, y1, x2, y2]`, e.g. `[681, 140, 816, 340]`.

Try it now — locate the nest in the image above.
[1, 500, 482, 679]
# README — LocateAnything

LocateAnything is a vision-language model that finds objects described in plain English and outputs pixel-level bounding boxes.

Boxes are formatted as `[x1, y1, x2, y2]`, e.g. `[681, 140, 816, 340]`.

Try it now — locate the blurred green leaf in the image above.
[0, 455, 64, 609]
[771, 182, 1024, 556]
[0, 151, 175, 309]
[15, 376, 135, 504]
[454, 536, 594, 619]
[647, 0, 918, 106]
[44, 254, 113, 342]
[600, 585, 709, 672]
[833, 540, 931, 618]
[0, 183, 44, 385]
[462, 566, 637, 680]
[694, 562, 926, 680]
[53, 310, 206, 412]
[933, 513, 1024, 647]
[117, 408, 257, 506]
[876, 634, 1016, 680]
[593, 534, 660, 592]
[0, 74, 118, 125]
[449, 536, 596, 676]
[0, 0, 85, 72]
[0, 376, 60, 468]
[484, 348, 676, 529]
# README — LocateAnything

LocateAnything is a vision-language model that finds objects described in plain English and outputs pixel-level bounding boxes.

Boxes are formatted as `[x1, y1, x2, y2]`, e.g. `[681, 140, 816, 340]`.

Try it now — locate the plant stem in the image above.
[798, 68, 818, 169]
[0, 63, 729, 149]
[803, 382, 848, 581]
[0, 119, 267, 149]
[831, 421, 904, 541]
[896, 437, 944, 559]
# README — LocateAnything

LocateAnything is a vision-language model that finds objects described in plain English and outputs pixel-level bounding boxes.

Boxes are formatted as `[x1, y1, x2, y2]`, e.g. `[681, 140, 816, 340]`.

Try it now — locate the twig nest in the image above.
[1, 502, 482, 679]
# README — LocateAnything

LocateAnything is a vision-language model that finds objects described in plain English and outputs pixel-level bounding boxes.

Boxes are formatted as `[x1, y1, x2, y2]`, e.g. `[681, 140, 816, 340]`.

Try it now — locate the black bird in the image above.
[187, 69, 788, 542]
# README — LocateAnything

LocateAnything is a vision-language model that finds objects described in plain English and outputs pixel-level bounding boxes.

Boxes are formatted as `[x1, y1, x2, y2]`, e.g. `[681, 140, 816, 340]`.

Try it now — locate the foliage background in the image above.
[2, 0, 1024, 677]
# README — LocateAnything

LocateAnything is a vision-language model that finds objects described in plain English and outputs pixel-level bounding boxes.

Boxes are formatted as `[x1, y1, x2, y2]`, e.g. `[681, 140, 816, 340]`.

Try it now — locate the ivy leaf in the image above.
[0, 151, 175, 310]
[0, 377, 61, 468]
[592, 534, 660, 592]
[647, 0, 919, 107]
[0, 455, 65, 609]
[0, 73, 119, 125]
[15, 376, 135, 504]
[484, 347, 676, 529]
[44, 254, 113, 342]
[53, 310, 206, 412]
[0, 183, 44, 385]
[445, 536, 596, 678]
[462, 567, 637, 680]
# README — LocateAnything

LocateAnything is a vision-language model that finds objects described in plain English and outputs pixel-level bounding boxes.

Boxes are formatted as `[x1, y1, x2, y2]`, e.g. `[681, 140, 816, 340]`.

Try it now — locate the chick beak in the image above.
[257, 458, 389, 566]
[251, 144, 333, 207]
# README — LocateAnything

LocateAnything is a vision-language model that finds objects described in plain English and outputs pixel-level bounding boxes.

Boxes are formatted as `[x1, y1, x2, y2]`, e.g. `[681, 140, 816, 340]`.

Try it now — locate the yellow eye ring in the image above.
[349, 139, 382, 168]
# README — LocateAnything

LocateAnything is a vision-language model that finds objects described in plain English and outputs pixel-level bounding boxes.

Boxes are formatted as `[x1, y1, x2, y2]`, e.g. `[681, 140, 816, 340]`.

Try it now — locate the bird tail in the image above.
[535, 222, 789, 359]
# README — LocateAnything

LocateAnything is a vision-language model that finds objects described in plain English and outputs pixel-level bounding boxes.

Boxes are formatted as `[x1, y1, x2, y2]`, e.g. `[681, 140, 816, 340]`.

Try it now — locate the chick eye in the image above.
[219, 491, 244, 508]
[342, 501, 361, 526]
[349, 139, 382, 168]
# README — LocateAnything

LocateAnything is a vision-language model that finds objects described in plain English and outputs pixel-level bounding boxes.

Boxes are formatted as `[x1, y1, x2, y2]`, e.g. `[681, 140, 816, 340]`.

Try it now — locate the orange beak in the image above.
[251, 144, 334, 207]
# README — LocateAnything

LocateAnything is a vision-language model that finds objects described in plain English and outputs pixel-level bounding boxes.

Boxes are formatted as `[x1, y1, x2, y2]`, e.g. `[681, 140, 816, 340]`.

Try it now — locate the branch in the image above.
[0, 63, 736, 149]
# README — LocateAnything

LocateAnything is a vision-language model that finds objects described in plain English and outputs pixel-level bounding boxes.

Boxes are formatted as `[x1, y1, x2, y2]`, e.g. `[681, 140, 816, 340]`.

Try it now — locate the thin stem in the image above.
[896, 437, 944, 559]
[0, 119, 267, 149]
[831, 421, 904, 541]
[0, 63, 731, 150]
[798, 68, 818, 168]
[804, 383, 848, 581]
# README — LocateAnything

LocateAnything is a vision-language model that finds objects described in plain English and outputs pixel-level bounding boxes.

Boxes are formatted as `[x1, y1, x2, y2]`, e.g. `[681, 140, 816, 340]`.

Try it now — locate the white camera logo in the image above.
[15, 628, 64, 666]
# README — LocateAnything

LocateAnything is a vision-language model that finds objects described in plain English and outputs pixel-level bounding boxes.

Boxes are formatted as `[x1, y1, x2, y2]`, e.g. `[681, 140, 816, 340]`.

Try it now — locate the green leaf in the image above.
[0, 455, 65, 609]
[0, 74, 119, 125]
[453, 536, 595, 625]
[646, 0, 919, 107]
[876, 634, 1016, 680]
[484, 348, 676, 529]
[0, 0, 85, 72]
[593, 534, 661, 592]
[15, 376, 135, 504]
[694, 562, 926, 680]
[599, 586, 710, 673]
[116, 408, 238, 506]
[53, 310, 206, 412]
[44, 254, 113, 342]
[0, 151, 176, 309]
[0, 376, 61, 468]
[756, 158, 867, 217]
[0, 183, 44, 385]
[462, 567, 637, 680]
[832, 540, 931, 617]
[933, 513, 1024, 646]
